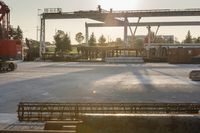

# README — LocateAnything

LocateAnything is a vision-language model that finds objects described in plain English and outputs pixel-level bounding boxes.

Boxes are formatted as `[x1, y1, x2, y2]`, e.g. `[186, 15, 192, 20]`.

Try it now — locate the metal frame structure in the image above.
[85, 21, 200, 27]
[39, 18, 45, 56]
[40, 8, 200, 57]
[18, 102, 200, 121]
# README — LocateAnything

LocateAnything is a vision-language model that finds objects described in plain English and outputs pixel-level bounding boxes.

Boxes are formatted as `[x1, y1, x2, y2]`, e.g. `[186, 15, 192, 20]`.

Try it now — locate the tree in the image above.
[184, 30, 192, 43]
[115, 38, 123, 47]
[195, 37, 200, 43]
[25, 38, 40, 61]
[12, 26, 23, 40]
[128, 36, 135, 48]
[154, 36, 165, 43]
[88, 33, 96, 46]
[62, 33, 72, 52]
[54, 30, 71, 55]
[98, 35, 107, 46]
[134, 39, 144, 49]
[134, 38, 144, 56]
[75, 32, 84, 45]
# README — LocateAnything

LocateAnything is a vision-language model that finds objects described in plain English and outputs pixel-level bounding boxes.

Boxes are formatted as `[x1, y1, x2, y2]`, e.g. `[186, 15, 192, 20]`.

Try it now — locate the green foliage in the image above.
[54, 30, 72, 54]
[154, 36, 165, 43]
[24, 38, 40, 61]
[134, 38, 144, 49]
[127, 36, 144, 49]
[115, 38, 124, 47]
[75, 32, 84, 44]
[88, 33, 96, 46]
[195, 37, 200, 43]
[12, 26, 23, 40]
[98, 35, 107, 46]
[128, 36, 134, 47]
[25, 38, 39, 49]
[184, 30, 192, 43]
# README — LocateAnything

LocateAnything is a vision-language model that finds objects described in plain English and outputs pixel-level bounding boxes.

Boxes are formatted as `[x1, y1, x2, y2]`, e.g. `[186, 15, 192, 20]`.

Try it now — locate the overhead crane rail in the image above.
[43, 8, 200, 15]
[86, 21, 200, 27]
[100, 8, 200, 14]
[18, 102, 200, 122]
[42, 8, 200, 19]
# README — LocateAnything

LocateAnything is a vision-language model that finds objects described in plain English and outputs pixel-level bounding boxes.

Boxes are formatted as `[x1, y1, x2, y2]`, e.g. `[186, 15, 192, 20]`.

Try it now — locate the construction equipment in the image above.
[189, 70, 200, 81]
[0, 1, 22, 72]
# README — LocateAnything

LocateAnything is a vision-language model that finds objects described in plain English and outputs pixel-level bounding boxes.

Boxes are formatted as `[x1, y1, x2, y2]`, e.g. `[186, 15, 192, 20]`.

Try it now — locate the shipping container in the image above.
[168, 48, 200, 64]
[0, 40, 22, 61]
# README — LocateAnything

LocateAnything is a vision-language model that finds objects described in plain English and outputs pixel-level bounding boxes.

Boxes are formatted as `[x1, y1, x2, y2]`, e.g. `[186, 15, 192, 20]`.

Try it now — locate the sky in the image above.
[3, 0, 200, 44]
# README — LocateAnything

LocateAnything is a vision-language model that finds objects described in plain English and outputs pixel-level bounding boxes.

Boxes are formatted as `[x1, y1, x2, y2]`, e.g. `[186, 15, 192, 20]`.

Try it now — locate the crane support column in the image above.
[147, 25, 151, 58]
[124, 17, 128, 48]
[40, 18, 46, 57]
[153, 25, 160, 42]
[127, 19, 133, 36]
[133, 17, 141, 35]
[147, 25, 151, 46]
[85, 22, 89, 46]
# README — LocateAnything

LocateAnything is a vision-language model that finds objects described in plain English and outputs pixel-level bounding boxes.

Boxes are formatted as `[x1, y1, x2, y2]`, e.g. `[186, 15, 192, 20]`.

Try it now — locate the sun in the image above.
[98, 0, 139, 10]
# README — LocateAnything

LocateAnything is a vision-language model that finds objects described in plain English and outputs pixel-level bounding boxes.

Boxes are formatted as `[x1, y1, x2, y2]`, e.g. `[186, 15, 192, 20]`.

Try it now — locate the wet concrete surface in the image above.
[0, 62, 200, 113]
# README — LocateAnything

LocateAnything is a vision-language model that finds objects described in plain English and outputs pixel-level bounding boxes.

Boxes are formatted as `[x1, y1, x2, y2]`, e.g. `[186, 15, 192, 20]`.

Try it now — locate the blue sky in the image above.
[3, 0, 200, 44]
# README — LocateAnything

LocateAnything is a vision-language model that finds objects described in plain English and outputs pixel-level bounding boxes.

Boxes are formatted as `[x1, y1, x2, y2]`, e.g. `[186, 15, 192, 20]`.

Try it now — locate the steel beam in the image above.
[86, 21, 200, 27]
[39, 18, 45, 57]
[42, 9, 200, 20]
[133, 17, 141, 35]
[127, 18, 134, 36]
[153, 25, 160, 42]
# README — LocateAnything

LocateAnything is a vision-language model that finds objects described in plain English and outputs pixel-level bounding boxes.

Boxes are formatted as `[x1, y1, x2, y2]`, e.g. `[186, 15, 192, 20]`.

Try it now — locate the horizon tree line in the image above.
[14, 27, 200, 54]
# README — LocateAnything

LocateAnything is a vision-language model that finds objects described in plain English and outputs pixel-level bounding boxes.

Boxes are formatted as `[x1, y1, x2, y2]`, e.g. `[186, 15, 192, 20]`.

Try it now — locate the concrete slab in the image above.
[0, 62, 200, 113]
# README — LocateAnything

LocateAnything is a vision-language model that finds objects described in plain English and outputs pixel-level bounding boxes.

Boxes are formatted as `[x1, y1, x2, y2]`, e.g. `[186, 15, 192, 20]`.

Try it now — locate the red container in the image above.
[168, 48, 200, 64]
[0, 40, 22, 60]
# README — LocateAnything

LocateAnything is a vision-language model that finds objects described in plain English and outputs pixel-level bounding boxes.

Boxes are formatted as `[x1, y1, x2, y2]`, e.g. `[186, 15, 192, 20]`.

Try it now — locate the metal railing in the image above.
[44, 8, 62, 14]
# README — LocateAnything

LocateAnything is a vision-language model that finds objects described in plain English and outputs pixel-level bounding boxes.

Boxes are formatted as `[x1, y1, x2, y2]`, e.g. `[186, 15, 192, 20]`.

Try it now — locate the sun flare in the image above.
[98, 0, 139, 10]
